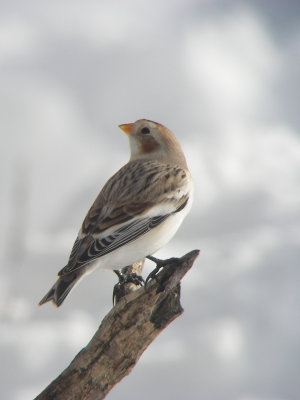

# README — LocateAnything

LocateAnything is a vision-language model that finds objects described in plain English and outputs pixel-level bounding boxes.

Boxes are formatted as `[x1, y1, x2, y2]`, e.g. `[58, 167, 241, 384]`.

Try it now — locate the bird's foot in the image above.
[145, 255, 179, 287]
[113, 270, 144, 305]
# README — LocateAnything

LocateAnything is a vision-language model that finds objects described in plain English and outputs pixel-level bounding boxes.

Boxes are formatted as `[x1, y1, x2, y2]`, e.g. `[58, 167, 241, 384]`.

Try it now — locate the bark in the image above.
[34, 250, 199, 400]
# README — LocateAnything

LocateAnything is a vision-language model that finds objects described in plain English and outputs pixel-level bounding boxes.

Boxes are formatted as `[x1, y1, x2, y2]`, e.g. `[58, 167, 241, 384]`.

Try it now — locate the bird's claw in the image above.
[145, 264, 163, 287]
[145, 255, 179, 288]
[113, 270, 144, 305]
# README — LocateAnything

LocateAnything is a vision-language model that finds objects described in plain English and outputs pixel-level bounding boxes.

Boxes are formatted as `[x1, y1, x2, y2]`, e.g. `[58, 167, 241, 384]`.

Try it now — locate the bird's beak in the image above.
[119, 123, 134, 135]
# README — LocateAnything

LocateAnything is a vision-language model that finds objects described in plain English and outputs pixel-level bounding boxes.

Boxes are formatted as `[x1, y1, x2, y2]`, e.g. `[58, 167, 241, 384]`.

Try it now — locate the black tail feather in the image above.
[39, 273, 80, 307]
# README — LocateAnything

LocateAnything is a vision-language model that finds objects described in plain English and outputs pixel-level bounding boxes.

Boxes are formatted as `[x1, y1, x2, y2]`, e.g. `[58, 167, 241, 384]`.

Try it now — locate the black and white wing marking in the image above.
[58, 197, 188, 277]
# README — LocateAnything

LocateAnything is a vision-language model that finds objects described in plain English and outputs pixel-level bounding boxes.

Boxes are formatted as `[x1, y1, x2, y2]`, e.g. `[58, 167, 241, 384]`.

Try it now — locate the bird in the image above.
[39, 119, 193, 307]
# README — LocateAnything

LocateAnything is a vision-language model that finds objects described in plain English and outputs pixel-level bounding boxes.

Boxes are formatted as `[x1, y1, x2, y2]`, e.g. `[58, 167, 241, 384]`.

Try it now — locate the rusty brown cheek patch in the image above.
[141, 137, 159, 153]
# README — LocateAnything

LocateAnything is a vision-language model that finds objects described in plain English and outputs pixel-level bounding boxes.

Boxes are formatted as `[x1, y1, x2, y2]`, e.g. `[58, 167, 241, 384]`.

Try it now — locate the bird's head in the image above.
[119, 119, 187, 168]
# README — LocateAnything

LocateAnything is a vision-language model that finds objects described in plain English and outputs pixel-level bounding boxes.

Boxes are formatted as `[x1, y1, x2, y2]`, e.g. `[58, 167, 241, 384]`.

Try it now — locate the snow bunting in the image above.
[39, 119, 193, 307]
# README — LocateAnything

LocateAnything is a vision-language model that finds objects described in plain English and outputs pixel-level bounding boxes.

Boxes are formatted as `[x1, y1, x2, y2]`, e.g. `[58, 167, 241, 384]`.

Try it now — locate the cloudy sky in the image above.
[1, 1, 300, 399]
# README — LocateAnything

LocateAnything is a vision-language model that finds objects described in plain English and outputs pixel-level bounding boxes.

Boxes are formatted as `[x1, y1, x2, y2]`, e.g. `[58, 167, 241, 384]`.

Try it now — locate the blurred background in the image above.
[1, 0, 300, 399]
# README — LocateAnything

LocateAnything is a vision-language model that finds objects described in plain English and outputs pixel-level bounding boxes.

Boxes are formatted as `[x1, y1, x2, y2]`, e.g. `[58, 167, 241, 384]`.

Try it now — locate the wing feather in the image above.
[58, 160, 191, 276]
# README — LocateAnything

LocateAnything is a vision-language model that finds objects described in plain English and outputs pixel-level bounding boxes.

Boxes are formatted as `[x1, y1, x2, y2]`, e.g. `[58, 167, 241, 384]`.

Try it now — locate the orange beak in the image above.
[119, 123, 134, 135]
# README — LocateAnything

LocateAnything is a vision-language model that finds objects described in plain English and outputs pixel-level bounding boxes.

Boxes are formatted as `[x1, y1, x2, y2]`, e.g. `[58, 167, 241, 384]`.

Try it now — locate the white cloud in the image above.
[184, 6, 279, 123]
[0, 17, 40, 61]
[1, 311, 96, 371]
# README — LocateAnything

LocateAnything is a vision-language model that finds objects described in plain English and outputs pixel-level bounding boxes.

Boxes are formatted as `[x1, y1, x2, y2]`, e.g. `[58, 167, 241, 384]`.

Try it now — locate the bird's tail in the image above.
[38, 272, 81, 307]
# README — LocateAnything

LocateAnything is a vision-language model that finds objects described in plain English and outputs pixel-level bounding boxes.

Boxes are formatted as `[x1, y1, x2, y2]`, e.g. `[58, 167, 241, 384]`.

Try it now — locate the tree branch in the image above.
[34, 250, 200, 400]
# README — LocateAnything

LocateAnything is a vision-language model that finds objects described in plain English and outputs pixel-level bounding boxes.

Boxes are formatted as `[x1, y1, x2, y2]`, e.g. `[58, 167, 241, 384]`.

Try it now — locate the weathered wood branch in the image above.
[34, 250, 199, 400]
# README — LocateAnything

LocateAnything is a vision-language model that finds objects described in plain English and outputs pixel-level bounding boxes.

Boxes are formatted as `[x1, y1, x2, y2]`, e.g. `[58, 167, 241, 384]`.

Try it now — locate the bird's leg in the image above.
[147, 255, 165, 265]
[145, 255, 179, 287]
[113, 269, 124, 282]
[113, 270, 124, 305]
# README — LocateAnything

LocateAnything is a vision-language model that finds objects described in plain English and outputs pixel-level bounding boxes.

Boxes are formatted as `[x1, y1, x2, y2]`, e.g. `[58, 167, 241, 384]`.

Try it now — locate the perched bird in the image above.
[39, 119, 193, 307]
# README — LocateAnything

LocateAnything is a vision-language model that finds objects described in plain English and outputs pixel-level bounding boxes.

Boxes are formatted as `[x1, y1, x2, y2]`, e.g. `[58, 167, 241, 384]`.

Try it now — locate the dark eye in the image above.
[141, 127, 150, 134]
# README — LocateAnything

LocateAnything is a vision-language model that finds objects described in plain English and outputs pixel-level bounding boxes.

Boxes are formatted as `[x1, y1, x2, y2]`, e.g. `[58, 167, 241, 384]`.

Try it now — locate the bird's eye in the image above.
[141, 127, 150, 134]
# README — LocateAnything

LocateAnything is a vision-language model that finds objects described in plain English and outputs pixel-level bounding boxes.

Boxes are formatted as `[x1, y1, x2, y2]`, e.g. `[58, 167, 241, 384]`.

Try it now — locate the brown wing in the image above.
[81, 160, 189, 234]
[58, 160, 190, 276]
